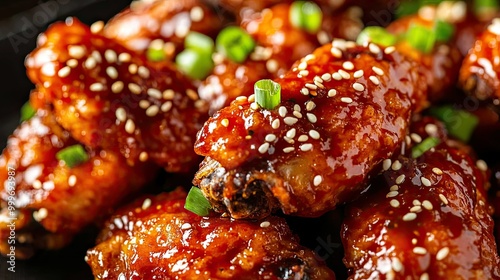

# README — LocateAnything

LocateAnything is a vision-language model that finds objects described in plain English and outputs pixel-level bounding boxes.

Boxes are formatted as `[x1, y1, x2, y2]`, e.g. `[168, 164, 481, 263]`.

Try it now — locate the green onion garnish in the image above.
[411, 137, 440, 158]
[395, 2, 421, 18]
[434, 20, 455, 42]
[215, 26, 256, 63]
[175, 49, 214, 80]
[429, 105, 479, 142]
[185, 31, 214, 55]
[406, 23, 436, 54]
[56, 144, 89, 168]
[474, 0, 499, 14]
[254, 79, 281, 110]
[146, 48, 166, 61]
[184, 187, 211, 216]
[20, 102, 36, 122]
[356, 26, 397, 47]
[289, 1, 323, 33]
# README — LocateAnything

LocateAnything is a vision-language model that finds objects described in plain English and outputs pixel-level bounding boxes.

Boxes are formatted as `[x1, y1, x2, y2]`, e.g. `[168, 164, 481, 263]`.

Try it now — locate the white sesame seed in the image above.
[328, 89, 337, 97]
[306, 113, 317, 123]
[296, 135, 307, 142]
[293, 111, 303, 118]
[278, 106, 287, 117]
[353, 70, 364, 78]
[115, 107, 127, 122]
[390, 199, 400, 208]
[476, 159, 488, 171]
[410, 205, 422, 213]
[342, 61, 354, 70]
[41, 64, 55, 76]
[410, 133, 422, 143]
[436, 247, 450, 261]
[33, 208, 48, 222]
[106, 66, 118, 79]
[141, 198, 151, 210]
[57, 66, 71, 78]
[163, 89, 175, 100]
[286, 128, 297, 138]
[306, 101, 316, 111]
[284, 117, 298, 125]
[84, 57, 96, 69]
[300, 87, 310, 95]
[139, 151, 148, 162]
[181, 223, 192, 230]
[422, 200, 433, 210]
[33, 180, 42, 189]
[421, 177, 431, 187]
[129, 64, 138, 74]
[190, 6, 204, 22]
[118, 52, 131, 62]
[384, 46, 396, 54]
[90, 21, 104, 33]
[128, 83, 142, 94]
[341, 97, 353, 103]
[391, 160, 402, 171]
[313, 175, 323, 186]
[488, 18, 500, 35]
[369, 75, 380, 85]
[68, 45, 86, 59]
[298, 70, 309, 77]
[390, 185, 399, 191]
[104, 49, 117, 63]
[89, 83, 105, 92]
[68, 175, 77, 187]
[372, 66, 384, 76]
[395, 174, 405, 184]
[331, 47, 342, 58]
[250, 102, 260, 110]
[139, 100, 150, 109]
[221, 119, 229, 127]
[91, 50, 102, 63]
[298, 61, 308, 70]
[125, 119, 136, 134]
[413, 199, 421, 206]
[383, 159, 392, 171]
[265, 134, 276, 142]
[260, 221, 270, 228]
[432, 167, 443, 175]
[439, 194, 449, 205]
[305, 83, 317, 90]
[266, 59, 279, 73]
[161, 101, 172, 112]
[425, 123, 438, 135]
[369, 43, 381, 54]
[147, 88, 162, 99]
[111, 81, 124, 93]
[67, 59, 78, 68]
[145, 105, 159, 117]
[293, 104, 301, 112]
[412, 238, 418, 245]
[392, 258, 403, 272]
[299, 143, 313, 151]
[332, 72, 342, 80]
[413, 247, 427, 255]
[353, 82, 365, 92]
[402, 212, 417, 221]
[338, 69, 350, 79]
[138, 66, 150, 79]
[309, 130, 320, 139]
[386, 191, 398, 198]
[321, 73, 332, 81]
[186, 89, 198, 100]
[258, 143, 270, 154]
[272, 119, 280, 129]
[283, 146, 295, 153]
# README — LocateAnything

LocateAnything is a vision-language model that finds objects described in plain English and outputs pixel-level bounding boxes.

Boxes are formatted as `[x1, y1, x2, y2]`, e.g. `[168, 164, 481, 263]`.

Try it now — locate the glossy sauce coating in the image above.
[342, 117, 500, 279]
[25, 18, 208, 172]
[86, 188, 336, 280]
[0, 110, 154, 258]
[194, 40, 427, 219]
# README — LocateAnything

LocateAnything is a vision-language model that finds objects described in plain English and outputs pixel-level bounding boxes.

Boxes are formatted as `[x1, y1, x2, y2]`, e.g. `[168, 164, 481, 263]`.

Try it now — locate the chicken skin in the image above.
[0, 109, 155, 258]
[25, 18, 208, 172]
[342, 117, 500, 279]
[193, 40, 427, 219]
[86, 188, 335, 280]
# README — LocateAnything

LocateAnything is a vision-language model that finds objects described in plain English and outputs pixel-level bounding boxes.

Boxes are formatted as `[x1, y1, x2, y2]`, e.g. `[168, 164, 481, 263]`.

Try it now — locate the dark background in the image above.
[0, 0, 132, 279]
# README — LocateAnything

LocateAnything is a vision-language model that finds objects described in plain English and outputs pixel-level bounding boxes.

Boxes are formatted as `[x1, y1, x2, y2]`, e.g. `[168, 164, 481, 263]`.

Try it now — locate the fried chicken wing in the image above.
[0, 109, 155, 259]
[86, 188, 335, 280]
[25, 18, 208, 172]
[193, 40, 428, 219]
[342, 117, 500, 279]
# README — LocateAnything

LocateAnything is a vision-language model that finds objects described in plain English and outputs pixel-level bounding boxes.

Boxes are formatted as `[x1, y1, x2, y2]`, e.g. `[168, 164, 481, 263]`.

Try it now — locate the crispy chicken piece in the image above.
[86, 188, 335, 280]
[102, 0, 224, 57]
[193, 40, 427, 219]
[459, 18, 500, 103]
[0, 109, 155, 259]
[342, 117, 500, 279]
[25, 18, 208, 172]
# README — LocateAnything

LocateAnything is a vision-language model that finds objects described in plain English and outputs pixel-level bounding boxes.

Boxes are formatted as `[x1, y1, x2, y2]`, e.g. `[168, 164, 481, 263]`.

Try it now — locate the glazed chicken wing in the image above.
[25, 18, 208, 172]
[342, 117, 500, 279]
[86, 188, 335, 280]
[193, 40, 427, 219]
[0, 109, 155, 258]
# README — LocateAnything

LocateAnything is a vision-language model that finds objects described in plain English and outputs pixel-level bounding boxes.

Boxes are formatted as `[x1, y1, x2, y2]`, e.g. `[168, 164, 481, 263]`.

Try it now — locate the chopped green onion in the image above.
[289, 1, 323, 33]
[474, 0, 499, 14]
[406, 23, 436, 54]
[420, 0, 443, 6]
[20, 102, 36, 122]
[175, 49, 214, 80]
[146, 48, 166, 61]
[184, 187, 211, 216]
[254, 79, 281, 110]
[185, 31, 214, 55]
[411, 137, 440, 158]
[429, 105, 479, 142]
[434, 20, 455, 42]
[356, 26, 397, 47]
[56, 144, 89, 168]
[395, 2, 421, 18]
[216, 26, 255, 63]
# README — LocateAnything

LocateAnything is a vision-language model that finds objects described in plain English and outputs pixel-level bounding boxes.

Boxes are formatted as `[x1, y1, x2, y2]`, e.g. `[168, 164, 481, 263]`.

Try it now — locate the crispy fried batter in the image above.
[86, 188, 335, 280]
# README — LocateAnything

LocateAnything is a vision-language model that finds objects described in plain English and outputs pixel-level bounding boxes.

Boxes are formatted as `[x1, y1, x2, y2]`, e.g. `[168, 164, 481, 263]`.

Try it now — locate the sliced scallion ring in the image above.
[356, 26, 397, 47]
[184, 187, 211, 216]
[215, 26, 256, 63]
[406, 23, 436, 54]
[175, 49, 214, 80]
[289, 1, 323, 33]
[474, 0, 499, 15]
[185, 31, 214, 55]
[254, 79, 281, 110]
[434, 20, 455, 42]
[429, 105, 479, 142]
[56, 144, 89, 168]
[411, 137, 440, 158]
[20, 102, 36, 122]
[395, 2, 421, 18]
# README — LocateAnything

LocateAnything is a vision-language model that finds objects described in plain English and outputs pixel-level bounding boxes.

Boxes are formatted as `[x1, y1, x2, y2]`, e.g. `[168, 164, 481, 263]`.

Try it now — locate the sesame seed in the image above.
[410, 205, 422, 213]
[138, 66, 150, 79]
[353, 70, 364, 78]
[422, 200, 433, 210]
[266, 59, 279, 73]
[392, 258, 403, 272]
[306, 113, 317, 123]
[425, 123, 438, 135]
[309, 130, 320, 139]
[68, 175, 77, 187]
[106, 66, 118, 79]
[141, 198, 152, 210]
[293, 111, 303, 118]
[265, 134, 276, 142]
[115, 107, 127, 122]
[369, 43, 381, 54]
[413, 247, 427, 255]
[300, 87, 310, 95]
[298, 135, 309, 142]
[139, 151, 148, 162]
[413, 199, 421, 206]
[84, 57, 96, 69]
[331, 47, 342, 58]
[412, 238, 418, 245]
[293, 104, 301, 112]
[260, 221, 270, 228]
[163, 89, 175, 100]
[328, 89, 337, 97]
[421, 177, 431, 187]
[147, 88, 162, 99]
[286, 128, 297, 138]
[125, 119, 136, 134]
[432, 167, 443, 175]
[57, 66, 71, 78]
[283, 147, 295, 153]
[145, 105, 160, 117]
[128, 83, 142, 94]
[439, 194, 449, 205]
[298, 70, 309, 77]
[321, 73, 332, 81]
[341, 97, 353, 103]
[111, 81, 124, 93]
[383, 159, 392, 171]
[372, 66, 384, 76]
[68, 45, 86, 59]
[299, 143, 313, 151]
[395, 174, 405, 184]
[284, 117, 298, 125]
[342, 61, 354, 70]
[332, 72, 342, 80]
[306, 101, 316, 111]
[272, 119, 280, 129]
[250, 102, 259, 110]
[67, 59, 78, 68]
[118, 52, 131, 62]
[33, 180, 42, 189]
[161, 101, 172, 112]
[386, 191, 398, 198]
[313, 175, 323, 186]
[258, 143, 270, 154]
[221, 118, 229, 127]
[476, 159, 488, 171]
[186, 89, 198, 100]
[402, 212, 417, 221]
[384, 46, 396, 54]
[305, 83, 317, 90]
[298, 61, 308, 70]
[410, 133, 422, 143]
[91, 50, 102, 63]
[129, 64, 138, 74]
[139, 100, 150, 109]
[278, 106, 287, 117]
[104, 49, 117, 63]
[90, 21, 104, 33]
[338, 69, 350, 79]
[436, 247, 450, 261]
[190, 6, 204, 22]
[89, 83, 105, 92]
[33, 208, 48, 222]
[353, 82, 365, 91]
[369, 75, 380, 85]
[391, 160, 402, 171]
[390, 185, 399, 191]
[390, 199, 400, 208]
